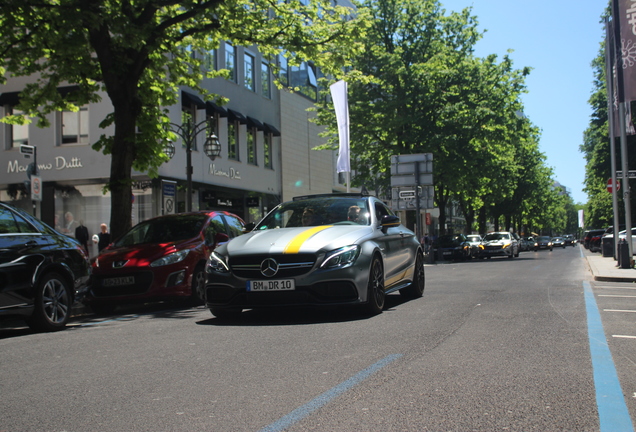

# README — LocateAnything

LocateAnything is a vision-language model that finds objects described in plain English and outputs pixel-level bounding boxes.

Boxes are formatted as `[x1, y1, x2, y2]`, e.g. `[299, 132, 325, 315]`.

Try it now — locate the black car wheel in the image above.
[190, 265, 206, 305]
[400, 252, 425, 299]
[365, 255, 385, 315]
[26, 272, 72, 332]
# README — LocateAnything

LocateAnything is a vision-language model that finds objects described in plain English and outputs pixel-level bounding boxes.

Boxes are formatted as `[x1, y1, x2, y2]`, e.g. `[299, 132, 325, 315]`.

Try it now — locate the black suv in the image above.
[0, 202, 91, 331]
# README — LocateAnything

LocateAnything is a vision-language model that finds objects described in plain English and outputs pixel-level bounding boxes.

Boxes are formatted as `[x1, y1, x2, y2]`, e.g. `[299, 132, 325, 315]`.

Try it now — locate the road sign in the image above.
[616, 170, 636, 178]
[20, 145, 35, 158]
[31, 175, 42, 201]
[398, 190, 416, 199]
[607, 178, 620, 193]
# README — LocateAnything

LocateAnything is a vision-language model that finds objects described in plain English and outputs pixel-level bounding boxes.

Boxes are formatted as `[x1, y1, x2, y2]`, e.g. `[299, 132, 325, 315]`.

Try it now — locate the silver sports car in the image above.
[204, 193, 425, 318]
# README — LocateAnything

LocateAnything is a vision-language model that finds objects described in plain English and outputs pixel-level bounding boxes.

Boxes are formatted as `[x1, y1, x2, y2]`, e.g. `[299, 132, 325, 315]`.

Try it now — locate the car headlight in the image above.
[502, 242, 511, 248]
[150, 250, 190, 267]
[207, 251, 230, 273]
[321, 245, 360, 269]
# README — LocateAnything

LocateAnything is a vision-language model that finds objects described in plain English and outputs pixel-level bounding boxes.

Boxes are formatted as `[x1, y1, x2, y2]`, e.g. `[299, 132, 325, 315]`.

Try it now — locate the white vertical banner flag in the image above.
[330, 80, 350, 173]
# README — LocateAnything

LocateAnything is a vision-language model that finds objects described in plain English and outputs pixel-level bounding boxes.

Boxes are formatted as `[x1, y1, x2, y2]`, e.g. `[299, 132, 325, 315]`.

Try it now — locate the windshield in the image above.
[256, 197, 371, 229]
[483, 233, 510, 241]
[114, 214, 208, 247]
[538, 236, 551, 241]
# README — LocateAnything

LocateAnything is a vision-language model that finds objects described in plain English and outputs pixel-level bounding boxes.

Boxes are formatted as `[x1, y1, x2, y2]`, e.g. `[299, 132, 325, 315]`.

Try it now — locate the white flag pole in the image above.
[330, 80, 350, 192]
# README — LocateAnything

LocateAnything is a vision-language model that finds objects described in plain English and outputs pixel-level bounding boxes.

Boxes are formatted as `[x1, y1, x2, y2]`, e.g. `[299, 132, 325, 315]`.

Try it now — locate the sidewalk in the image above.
[584, 248, 636, 282]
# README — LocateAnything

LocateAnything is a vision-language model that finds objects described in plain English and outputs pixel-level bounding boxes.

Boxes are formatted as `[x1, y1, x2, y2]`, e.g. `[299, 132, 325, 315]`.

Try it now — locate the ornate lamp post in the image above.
[163, 119, 221, 212]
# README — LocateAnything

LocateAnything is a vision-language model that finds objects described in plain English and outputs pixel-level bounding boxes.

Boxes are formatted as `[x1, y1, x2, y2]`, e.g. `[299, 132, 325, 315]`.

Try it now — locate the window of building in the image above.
[61, 106, 89, 144]
[244, 52, 255, 91]
[279, 54, 289, 87]
[225, 42, 236, 82]
[290, 61, 317, 100]
[261, 62, 271, 98]
[203, 49, 217, 72]
[228, 121, 239, 161]
[5, 106, 28, 148]
[264, 133, 272, 169]
[247, 127, 257, 165]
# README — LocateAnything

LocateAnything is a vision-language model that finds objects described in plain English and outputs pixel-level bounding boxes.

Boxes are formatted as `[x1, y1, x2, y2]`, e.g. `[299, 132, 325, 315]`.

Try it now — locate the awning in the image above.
[0, 91, 20, 106]
[206, 101, 228, 117]
[227, 108, 247, 124]
[181, 90, 206, 109]
[263, 122, 281, 136]
[246, 116, 265, 131]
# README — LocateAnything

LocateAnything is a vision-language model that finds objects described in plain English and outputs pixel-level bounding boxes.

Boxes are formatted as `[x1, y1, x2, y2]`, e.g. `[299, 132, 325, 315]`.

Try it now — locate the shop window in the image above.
[60, 106, 89, 145]
[244, 52, 255, 91]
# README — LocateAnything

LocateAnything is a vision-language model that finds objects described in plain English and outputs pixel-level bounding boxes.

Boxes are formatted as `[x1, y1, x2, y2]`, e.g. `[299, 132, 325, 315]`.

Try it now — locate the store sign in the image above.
[7, 156, 84, 173]
[209, 164, 241, 180]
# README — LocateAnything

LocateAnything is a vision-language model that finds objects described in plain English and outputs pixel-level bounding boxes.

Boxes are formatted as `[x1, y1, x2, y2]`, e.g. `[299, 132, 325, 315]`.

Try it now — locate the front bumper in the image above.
[205, 260, 370, 310]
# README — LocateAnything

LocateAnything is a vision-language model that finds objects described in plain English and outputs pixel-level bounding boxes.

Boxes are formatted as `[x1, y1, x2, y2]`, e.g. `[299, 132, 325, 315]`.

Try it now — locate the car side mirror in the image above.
[243, 222, 255, 233]
[380, 215, 400, 230]
[214, 232, 230, 246]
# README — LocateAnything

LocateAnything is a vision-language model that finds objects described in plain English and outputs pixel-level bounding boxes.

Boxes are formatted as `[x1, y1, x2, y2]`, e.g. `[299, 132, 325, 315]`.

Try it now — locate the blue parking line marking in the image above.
[258, 354, 403, 432]
[583, 281, 634, 432]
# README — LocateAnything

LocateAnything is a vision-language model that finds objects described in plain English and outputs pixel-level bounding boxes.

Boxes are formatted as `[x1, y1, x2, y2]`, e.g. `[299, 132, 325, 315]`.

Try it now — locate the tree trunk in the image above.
[109, 102, 140, 240]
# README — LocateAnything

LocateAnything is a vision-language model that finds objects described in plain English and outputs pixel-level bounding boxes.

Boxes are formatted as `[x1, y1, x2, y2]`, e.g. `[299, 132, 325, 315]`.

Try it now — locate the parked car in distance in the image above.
[466, 234, 483, 258]
[603, 228, 636, 255]
[534, 236, 553, 251]
[584, 229, 605, 249]
[516, 235, 529, 252]
[589, 230, 605, 253]
[551, 237, 566, 248]
[84, 211, 244, 314]
[204, 193, 425, 319]
[0, 201, 91, 331]
[478, 232, 519, 259]
[434, 233, 472, 261]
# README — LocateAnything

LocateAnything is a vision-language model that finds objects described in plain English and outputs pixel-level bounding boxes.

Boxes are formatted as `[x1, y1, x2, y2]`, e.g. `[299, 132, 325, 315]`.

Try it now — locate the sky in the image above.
[441, 0, 606, 204]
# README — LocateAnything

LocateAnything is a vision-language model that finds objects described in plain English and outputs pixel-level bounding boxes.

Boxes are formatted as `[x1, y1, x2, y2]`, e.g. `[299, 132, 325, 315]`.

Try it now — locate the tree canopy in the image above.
[0, 0, 368, 238]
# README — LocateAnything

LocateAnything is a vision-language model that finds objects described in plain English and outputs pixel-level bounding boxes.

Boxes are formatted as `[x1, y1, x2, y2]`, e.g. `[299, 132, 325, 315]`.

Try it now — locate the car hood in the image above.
[222, 225, 372, 256]
[482, 239, 510, 246]
[95, 240, 198, 267]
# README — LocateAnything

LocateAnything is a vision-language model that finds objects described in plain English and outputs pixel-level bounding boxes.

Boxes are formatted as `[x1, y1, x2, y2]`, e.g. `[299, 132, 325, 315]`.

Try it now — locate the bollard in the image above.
[618, 238, 631, 269]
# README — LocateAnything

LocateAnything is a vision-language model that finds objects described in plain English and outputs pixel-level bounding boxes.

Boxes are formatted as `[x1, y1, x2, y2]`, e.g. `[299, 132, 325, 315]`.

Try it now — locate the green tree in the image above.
[0, 0, 368, 238]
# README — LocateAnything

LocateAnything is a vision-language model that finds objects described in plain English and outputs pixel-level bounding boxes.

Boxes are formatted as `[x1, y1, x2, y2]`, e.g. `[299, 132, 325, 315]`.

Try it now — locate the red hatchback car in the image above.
[84, 211, 244, 314]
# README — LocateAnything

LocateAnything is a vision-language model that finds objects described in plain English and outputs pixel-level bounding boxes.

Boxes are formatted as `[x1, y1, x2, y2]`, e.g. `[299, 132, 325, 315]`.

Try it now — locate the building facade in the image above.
[0, 43, 340, 256]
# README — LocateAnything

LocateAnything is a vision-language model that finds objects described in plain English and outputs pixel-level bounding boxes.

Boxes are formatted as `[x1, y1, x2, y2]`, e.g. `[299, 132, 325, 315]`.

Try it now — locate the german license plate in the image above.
[247, 279, 295, 292]
[102, 276, 135, 287]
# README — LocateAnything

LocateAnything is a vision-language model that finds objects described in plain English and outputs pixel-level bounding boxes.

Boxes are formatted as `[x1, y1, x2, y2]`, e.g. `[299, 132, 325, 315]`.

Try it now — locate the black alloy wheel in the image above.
[365, 255, 385, 315]
[190, 265, 206, 305]
[400, 252, 425, 299]
[26, 272, 72, 332]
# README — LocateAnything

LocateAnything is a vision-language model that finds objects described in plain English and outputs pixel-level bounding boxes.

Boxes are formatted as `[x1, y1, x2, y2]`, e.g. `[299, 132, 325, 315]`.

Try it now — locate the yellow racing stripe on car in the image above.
[283, 225, 332, 254]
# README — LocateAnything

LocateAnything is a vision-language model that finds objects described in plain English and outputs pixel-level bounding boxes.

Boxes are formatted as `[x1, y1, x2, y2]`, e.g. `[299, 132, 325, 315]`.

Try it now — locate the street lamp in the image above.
[163, 119, 222, 212]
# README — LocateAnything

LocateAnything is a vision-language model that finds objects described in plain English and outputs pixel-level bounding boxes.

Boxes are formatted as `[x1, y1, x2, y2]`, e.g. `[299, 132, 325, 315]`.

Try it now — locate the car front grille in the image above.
[484, 245, 504, 251]
[229, 254, 316, 278]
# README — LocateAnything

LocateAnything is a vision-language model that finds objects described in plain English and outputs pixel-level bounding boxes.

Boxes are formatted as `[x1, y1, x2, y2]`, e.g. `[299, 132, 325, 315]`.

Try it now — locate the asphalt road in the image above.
[1, 246, 634, 431]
